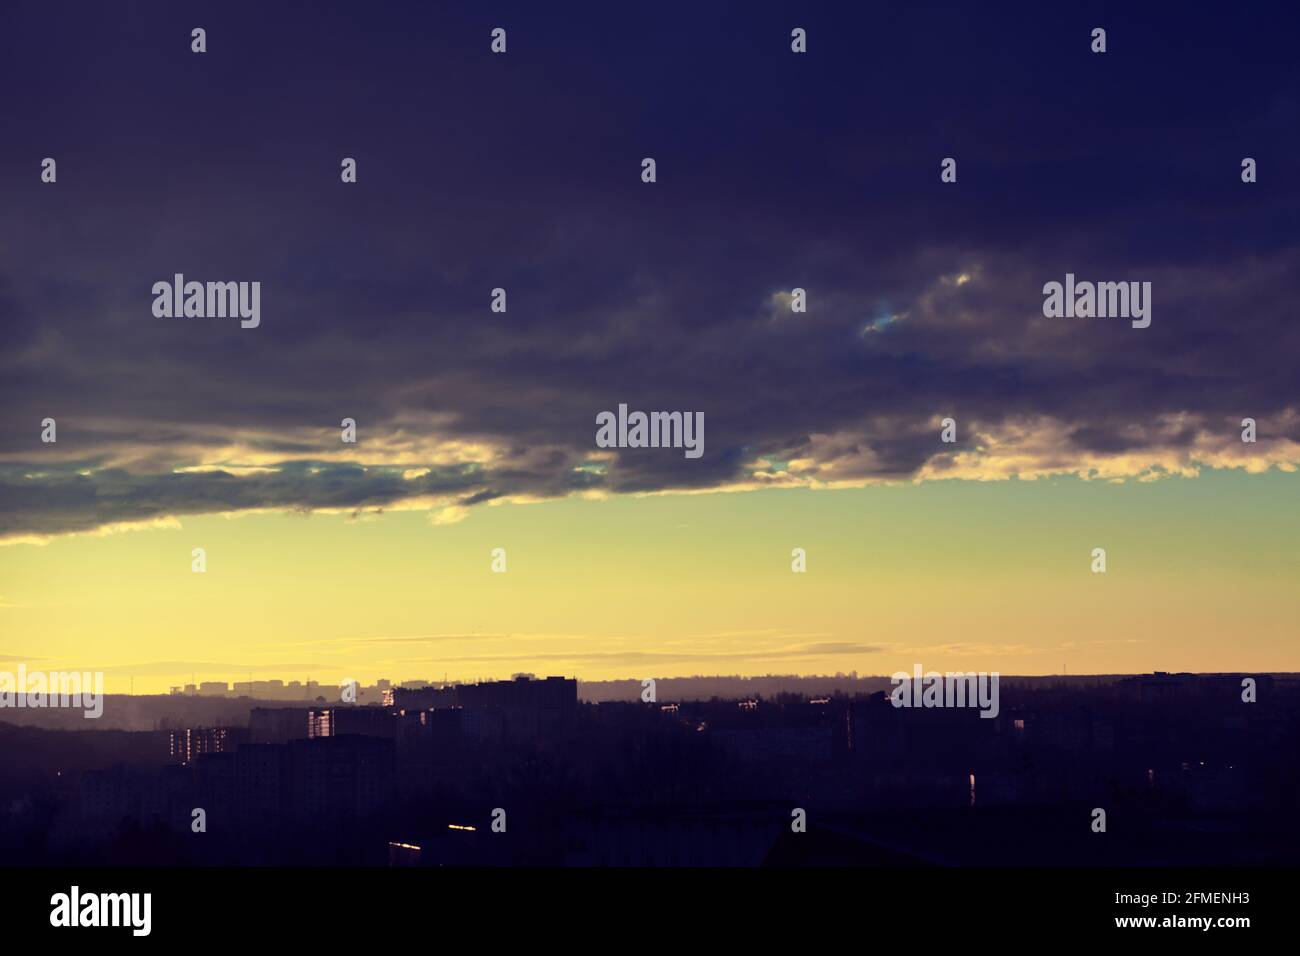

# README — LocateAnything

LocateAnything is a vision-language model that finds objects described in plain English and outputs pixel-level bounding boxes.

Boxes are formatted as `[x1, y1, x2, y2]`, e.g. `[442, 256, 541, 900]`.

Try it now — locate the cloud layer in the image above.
[2, 2, 1297, 541]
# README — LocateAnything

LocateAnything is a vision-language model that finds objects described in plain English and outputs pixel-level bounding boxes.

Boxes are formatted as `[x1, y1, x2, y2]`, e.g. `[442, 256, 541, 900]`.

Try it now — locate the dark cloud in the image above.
[1, 2, 1297, 539]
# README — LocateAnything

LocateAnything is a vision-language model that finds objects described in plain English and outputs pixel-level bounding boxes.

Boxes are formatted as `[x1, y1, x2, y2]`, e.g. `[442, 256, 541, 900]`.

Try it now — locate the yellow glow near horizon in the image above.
[1, 472, 1297, 694]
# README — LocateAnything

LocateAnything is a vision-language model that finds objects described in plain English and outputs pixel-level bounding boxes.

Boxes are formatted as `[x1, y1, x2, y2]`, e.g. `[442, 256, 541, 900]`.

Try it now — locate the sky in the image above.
[1, 2, 1297, 692]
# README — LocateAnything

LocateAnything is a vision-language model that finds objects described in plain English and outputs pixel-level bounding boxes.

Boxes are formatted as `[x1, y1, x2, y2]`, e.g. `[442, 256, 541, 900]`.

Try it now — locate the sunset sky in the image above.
[2, 3, 1297, 692]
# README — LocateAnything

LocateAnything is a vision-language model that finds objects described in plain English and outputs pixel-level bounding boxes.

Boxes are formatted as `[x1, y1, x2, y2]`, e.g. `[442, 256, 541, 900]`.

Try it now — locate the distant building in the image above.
[286, 735, 395, 823]
[193, 751, 238, 824]
[81, 767, 159, 823]
[391, 676, 578, 743]
[391, 685, 457, 710]
[307, 706, 396, 739]
[235, 743, 287, 827]
[250, 707, 311, 744]
[457, 675, 578, 740]
[1119, 672, 1272, 703]
[168, 726, 249, 764]
[233, 679, 324, 701]
[457, 675, 576, 712]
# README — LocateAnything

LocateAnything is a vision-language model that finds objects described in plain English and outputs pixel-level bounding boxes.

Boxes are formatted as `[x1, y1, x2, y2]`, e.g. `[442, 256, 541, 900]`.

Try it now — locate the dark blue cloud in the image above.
[1, 1, 1297, 537]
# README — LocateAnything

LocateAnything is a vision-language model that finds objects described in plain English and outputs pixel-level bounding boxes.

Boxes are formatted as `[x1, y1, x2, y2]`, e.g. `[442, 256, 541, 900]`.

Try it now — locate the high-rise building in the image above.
[168, 726, 249, 764]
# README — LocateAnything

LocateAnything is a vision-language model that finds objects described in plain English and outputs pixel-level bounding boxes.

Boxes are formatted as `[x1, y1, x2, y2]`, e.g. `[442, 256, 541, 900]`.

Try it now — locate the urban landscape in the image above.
[2, 671, 1296, 867]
